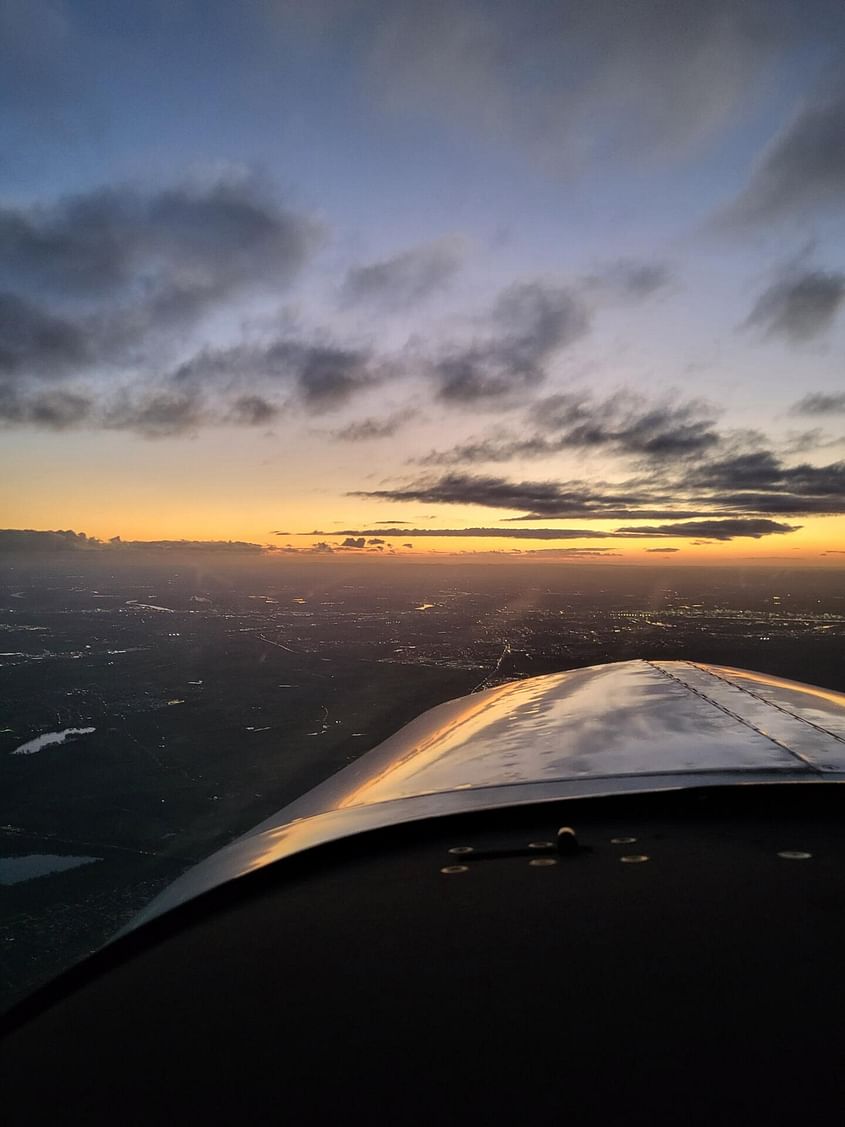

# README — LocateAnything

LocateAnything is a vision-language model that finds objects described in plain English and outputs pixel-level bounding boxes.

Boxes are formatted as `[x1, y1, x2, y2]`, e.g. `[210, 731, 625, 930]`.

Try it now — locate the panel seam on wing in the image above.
[644, 660, 822, 774]
[687, 663, 845, 748]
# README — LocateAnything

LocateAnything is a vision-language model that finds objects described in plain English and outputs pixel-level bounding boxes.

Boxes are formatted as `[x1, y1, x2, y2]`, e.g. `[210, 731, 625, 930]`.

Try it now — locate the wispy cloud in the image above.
[743, 268, 845, 342]
[0, 384, 91, 429]
[314, 526, 612, 539]
[353, 448, 845, 520]
[340, 236, 465, 310]
[0, 174, 334, 433]
[351, 472, 709, 520]
[0, 292, 88, 377]
[722, 81, 845, 225]
[581, 259, 673, 301]
[330, 410, 414, 441]
[512, 548, 620, 558]
[434, 281, 589, 402]
[0, 175, 319, 375]
[418, 392, 719, 465]
[615, 518, 798, 541]
[285, 0, 828, 171]
[317, 519, 800, 542]
[791, 392, 845, 415]
[102, 391, 206, 438]
[0, 175, 318, 307]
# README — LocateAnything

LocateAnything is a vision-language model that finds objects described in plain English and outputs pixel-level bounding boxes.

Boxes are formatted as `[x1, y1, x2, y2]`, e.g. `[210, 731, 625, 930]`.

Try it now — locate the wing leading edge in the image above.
[129, 659, 845, 929]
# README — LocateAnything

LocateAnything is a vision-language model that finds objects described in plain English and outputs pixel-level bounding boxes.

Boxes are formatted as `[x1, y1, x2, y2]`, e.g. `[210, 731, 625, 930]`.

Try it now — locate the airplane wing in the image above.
[3, 659, 845, 1125]
[130, 658, 845, 927]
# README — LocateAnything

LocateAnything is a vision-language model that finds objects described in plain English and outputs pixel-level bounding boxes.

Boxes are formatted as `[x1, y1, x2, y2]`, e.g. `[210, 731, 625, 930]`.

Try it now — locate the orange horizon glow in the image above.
[0, 513, 842, 565]
[1, 426, 842, 566]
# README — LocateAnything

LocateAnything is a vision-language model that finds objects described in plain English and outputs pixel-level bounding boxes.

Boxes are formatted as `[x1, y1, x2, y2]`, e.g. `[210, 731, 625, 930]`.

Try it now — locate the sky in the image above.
[1, 0, 844, 565]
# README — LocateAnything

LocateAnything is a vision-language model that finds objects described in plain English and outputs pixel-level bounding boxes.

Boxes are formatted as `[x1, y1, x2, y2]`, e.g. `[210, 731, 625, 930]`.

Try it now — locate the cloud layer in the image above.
[725, 82, 845, 225]
[340, 237, 465, 310]
[0, 174, 329, 433]
[353, 449, 845, 521]
[291, 0, 840, 171]
[744, 269, 845, 341]
[435, 282, 589, 402]
[419, 392, 720, 465]
[0, 529, 267, 553]
[316, 519, 800, 542]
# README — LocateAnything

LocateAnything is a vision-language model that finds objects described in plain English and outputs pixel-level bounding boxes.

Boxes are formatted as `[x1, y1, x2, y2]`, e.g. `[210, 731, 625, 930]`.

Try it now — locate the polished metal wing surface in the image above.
[129, 659, 845, 928]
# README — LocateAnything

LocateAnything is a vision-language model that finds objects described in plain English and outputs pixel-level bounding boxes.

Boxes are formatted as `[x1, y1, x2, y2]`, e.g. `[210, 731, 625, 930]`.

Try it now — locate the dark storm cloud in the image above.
[420, 393, 719, 465]
[744, 270, 845, 341]
[436, 282, 589, 402]
[724, 84, 845, 224]
[340, 237, 465, 309]
[791, 392, 845, 415]
[340, 537, 367, 548]
[615, 519, 799, 540]
[646, 547, 681, 553]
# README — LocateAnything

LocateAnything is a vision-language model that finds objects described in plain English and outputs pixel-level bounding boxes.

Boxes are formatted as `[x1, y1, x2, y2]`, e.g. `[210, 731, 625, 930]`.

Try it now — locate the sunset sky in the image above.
[1, 0, 844, 564]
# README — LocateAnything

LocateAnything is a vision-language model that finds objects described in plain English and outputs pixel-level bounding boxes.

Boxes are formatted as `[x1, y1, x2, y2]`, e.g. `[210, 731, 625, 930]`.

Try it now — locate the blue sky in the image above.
[1, 0, 843, 560]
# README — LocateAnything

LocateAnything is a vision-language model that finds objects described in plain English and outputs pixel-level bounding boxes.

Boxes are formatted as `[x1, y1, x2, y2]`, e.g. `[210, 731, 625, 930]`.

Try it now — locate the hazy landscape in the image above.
[1, 554, 842, 1008]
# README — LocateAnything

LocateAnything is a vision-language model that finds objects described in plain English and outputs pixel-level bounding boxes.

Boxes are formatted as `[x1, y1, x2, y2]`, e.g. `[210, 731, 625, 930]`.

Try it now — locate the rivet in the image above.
[529, 857, 558, 867]
[528, 841, 554, 850]
[777, 850, 812, 860]
[611, 837, 637, 845]
[620, 854, 650, 864]
[448, 846, 474, 855]
[557, 826, 579, 854]
[441, 864, 469, 874]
